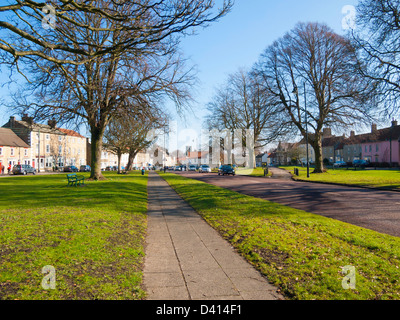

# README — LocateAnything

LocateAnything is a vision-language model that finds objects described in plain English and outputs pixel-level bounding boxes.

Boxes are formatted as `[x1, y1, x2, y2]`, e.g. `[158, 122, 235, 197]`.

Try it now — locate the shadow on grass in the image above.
[0, 172, 148, 213]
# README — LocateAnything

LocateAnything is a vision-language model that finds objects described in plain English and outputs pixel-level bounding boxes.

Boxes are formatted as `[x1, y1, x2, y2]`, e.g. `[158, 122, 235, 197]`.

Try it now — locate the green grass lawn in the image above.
[0, 171, 148, 300]
[280, 166, 400, 190]
[160, 172, 400, 300]
[236, 167, 271, 177]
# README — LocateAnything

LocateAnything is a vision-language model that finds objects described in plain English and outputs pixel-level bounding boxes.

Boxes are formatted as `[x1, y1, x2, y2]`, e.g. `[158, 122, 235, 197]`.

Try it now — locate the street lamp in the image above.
[292, 82, 310, 178]
[304, 82, 310, 178]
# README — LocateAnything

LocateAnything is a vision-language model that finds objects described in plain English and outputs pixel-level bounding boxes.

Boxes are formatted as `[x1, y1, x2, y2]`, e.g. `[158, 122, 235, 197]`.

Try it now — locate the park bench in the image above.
[66, 173, 85, 186]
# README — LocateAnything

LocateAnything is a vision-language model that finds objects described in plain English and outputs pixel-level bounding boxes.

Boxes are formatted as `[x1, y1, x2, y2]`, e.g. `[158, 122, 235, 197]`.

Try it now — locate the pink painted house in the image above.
[361, 122, 400, 165]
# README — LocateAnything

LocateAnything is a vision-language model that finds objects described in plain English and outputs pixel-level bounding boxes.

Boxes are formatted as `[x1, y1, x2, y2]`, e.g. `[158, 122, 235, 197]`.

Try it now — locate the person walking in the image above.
[7, 163, 11, 174]
[0, 163, 4, 175]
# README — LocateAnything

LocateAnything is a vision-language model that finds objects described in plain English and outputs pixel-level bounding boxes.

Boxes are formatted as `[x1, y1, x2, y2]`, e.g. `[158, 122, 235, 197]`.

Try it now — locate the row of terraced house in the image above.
[266, 120, 400, 167]
[0, 116, 153, 171]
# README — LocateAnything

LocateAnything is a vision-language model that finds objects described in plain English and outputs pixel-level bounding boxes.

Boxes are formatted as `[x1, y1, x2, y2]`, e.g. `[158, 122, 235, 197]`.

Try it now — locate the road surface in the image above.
[173, 171, 400, 238]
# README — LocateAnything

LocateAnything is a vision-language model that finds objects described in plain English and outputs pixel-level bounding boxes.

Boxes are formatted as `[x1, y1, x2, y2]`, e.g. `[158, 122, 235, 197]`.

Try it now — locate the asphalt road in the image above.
[173, 171, 400, 238]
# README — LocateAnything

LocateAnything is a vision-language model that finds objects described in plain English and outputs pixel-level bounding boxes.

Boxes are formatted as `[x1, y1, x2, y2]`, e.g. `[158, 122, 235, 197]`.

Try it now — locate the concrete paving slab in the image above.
[143, 172, 284, 300]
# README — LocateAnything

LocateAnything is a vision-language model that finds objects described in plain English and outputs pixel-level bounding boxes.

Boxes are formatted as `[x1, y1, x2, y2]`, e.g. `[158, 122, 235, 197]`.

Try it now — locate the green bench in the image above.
[66, 173, 85, 186]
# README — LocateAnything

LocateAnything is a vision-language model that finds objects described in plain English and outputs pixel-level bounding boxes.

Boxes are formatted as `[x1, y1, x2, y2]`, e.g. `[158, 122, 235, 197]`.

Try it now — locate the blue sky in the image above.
[0, 0, 359, 149]
[173, 0, 358, 130]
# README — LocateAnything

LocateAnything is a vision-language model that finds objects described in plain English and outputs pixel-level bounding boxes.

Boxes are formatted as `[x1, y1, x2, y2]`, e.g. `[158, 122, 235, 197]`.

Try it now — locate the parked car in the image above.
[353, 159, 369, 167]
[79, 165, 91, 172]
[218, 164, 235, 176]
[12, 164, 36, 175]
[333, 161, 347, 168]
[188, 165, 197, 171]
[174, 166, 182, 171]
[199, 164, 211, 173]
[64, 165, 79, 172]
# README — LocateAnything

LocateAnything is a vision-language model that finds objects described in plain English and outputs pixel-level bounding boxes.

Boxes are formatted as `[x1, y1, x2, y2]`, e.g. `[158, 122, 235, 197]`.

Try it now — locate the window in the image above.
[24, 149, 28, 157]
[0, 147, 2, 156]
[365, 146, 367, 152]
[46, 134, 50, 140]
[58, 145, 62, 154]
[369, 145, 372, 152]
[59, 136, 62, 142]
[45, 158, 52, 168]
[46, 145, 50, 153]
[376, 144, 379, 152]
[10, 148, 14, 156]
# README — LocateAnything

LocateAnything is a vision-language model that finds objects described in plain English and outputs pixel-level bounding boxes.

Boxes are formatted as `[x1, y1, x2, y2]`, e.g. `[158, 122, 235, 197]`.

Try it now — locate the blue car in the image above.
[218, 165, 235, 176]
[79, 165, 91, 172]
[64, 165, 79, 172]
[353, 159, 369, 167]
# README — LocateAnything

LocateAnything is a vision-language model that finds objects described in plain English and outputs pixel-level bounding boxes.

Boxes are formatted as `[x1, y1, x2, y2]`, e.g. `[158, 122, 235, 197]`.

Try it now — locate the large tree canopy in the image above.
[0, 0, 233, 66]
[254, 22, 373, 173]
[352, 0, 400, 115]
[5, 0, 233, 180]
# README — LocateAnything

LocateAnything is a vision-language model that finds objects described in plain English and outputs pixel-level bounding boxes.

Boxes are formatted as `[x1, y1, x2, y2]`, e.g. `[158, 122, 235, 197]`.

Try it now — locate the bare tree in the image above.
[10, 1, 232, 180]
[352, 0, 400, 115]
[104, 108, 168, 173]
[205, 68, 283, 166]
[0, 1, 233, 67]
[255, 22, 373, 173]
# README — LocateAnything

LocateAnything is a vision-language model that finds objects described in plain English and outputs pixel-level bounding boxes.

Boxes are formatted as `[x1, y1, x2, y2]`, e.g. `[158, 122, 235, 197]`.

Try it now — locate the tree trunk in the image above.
[90, 125, 105, 180]
[117, 148, 122, 174]
[126, 149, 139, 171]
[310, 135, 324, 173]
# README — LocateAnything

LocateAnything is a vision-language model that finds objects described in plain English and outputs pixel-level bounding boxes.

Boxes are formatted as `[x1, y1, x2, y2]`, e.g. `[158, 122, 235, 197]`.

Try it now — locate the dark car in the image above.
[218, 165, 235, 176]
[333, 160, 347, 168]
[12, 164, 36, 175]
[64, 165, 79, 172]
[79, 165, 91, 172]
[353, 159, 369, 167]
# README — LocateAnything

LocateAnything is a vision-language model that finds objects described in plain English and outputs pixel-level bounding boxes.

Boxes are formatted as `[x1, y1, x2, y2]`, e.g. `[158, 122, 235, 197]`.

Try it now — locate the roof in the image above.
[322, 136, 345, 148]
[3, 119, 66, 135]
[0, 128, 30, 148]
[344, 125, 400, 145]
[187, 151, 209, 159]
[58, 128, 85, 139]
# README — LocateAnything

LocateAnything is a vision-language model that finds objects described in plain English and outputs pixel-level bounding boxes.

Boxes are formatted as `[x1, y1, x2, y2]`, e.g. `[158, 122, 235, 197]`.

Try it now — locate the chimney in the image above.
[48, 119, 57, 129]
[323, 128, 332, 138]
[9, 116, 15, 128]
[371, 123, 377, 132]
[350, 131, 355, 137]
[392, 119, 398, 127]
[22, 114, 33, 125]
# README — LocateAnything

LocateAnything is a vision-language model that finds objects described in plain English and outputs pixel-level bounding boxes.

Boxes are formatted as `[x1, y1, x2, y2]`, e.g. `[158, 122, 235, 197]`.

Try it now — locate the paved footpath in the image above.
[143, 171, 284, 300]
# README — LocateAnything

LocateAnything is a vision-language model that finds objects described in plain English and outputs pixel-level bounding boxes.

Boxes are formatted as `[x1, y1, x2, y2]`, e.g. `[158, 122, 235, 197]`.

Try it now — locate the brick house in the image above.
[0, 127, 30, 171]
[2, 116, 88, 171]
[360, 122, 400, 165]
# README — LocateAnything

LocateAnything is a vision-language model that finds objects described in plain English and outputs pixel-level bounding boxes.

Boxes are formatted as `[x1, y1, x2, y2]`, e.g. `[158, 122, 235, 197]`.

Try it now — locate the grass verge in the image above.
[280, 166, 400, 190]
[160, 172, 400, 300]
[0, 171, 148, 300]
[236, 167, 271, 177]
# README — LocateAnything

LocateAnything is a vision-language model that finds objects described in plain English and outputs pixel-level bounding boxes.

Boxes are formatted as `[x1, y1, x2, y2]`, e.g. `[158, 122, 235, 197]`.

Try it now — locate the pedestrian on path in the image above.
[0, 163, 4, 175]
[7, 164, 11, 174]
